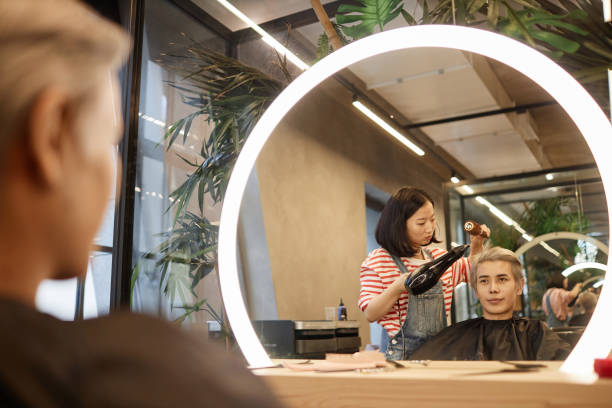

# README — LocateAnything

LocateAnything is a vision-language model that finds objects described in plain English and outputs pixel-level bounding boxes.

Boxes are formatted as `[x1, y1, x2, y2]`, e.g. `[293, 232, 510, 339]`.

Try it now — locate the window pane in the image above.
[36, 278, 78, 321]
[83, 252, 113, 319]
[131, 0, 226, 326]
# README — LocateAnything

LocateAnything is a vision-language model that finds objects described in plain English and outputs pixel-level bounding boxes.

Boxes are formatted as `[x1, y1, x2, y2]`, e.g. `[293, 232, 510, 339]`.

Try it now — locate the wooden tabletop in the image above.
[253, 360, 612, 408]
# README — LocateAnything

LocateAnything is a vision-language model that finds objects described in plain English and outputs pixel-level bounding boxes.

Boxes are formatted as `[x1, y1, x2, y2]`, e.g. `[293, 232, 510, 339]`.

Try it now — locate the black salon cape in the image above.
[409, 316, 570, 361]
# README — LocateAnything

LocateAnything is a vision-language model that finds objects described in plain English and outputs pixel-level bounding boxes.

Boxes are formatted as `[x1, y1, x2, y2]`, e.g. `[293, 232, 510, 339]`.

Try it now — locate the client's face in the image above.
[475, 261, 523, 320]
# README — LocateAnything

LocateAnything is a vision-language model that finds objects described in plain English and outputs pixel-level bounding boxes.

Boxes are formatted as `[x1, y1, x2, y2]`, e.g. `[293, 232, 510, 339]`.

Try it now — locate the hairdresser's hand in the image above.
[390, 273, 410, 296]
[469, 223, 490, 255]
[570, 282, 583, 297]
[363, 273, 410, 322]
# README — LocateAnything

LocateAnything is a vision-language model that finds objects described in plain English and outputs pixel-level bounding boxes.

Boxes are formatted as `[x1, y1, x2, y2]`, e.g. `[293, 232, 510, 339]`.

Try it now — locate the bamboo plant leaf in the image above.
[487, 0, 500, 26]
[315, 32, 332, 62]
[400, 8, 418, 24]
[531, 30, 581, 53]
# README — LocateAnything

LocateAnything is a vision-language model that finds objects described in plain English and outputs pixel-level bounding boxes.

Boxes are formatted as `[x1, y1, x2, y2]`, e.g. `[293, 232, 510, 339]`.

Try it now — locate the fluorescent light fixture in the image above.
[546, 173, 554, 181]
[352, 100, 425, 156]
[450, 241, 460, 247]
[217, 0, 309, 71]
[450, 176, 460, 183]
[562, 262, 607, 277]
[475, 196, 488, 205]
[216, 25, 612, 373]
[540, 242, 561, 257]
[594, 280, 604, 288]
[474, 196, 513, 225]
[489, 206, 514, 225]
[475, 197, 537, 236]
[460, 185, 474, 194]
[522, 233, 533, 242]
[514, 225, 527, 234]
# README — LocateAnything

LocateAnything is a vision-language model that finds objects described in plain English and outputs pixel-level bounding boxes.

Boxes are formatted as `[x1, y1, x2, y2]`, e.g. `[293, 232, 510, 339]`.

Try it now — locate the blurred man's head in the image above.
[0, 0, 129, 302]
[472, 247, 524, 320]
[578, 291, 597, 314]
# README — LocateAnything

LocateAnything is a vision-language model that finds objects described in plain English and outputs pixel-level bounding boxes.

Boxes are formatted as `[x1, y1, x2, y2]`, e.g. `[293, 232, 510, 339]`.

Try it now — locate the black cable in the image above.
[397, 299, 405, 359]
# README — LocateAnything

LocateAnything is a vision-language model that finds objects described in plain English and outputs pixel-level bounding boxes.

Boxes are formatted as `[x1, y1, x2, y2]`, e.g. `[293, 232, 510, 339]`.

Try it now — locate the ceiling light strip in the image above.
[216, 0, 309, 70]
[352, 101, 425, 156]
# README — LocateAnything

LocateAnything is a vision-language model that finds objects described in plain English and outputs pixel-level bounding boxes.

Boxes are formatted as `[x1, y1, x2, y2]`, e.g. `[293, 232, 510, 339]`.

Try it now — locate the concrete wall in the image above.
[253, 77, 447, 345]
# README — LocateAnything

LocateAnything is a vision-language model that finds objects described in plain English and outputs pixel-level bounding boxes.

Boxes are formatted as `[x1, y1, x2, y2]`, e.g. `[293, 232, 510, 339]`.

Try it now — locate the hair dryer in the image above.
[404, 244, 470, 295]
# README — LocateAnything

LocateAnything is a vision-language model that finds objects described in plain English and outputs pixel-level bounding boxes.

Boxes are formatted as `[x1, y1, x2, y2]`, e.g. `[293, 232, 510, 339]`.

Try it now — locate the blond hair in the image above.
[471, 246, 524, 288]
[0, 0, 130, 149]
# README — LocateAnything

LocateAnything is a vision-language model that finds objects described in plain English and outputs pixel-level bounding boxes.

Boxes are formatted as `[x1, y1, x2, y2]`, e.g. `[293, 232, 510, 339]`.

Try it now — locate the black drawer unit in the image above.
[253, 320, 361, 358]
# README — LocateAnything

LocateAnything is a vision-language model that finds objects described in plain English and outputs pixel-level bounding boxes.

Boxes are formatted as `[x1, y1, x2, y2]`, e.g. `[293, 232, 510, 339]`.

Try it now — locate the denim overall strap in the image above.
[545, 290, 567, 328]
[386, 250, 447, 360]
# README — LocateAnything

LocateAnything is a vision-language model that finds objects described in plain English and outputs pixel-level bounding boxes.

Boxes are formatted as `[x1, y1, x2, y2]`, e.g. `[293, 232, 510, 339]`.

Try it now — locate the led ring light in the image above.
[218, 25, 612, 373]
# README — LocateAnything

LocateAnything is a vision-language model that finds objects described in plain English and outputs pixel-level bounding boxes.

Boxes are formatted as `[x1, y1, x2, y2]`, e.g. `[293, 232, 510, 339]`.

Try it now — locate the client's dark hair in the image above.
[547, 272, 566, 289]
[375, 186, 440, 257]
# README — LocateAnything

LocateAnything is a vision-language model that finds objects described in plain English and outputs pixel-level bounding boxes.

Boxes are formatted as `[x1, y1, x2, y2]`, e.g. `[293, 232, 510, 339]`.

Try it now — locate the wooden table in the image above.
[253, 361, 612, 408]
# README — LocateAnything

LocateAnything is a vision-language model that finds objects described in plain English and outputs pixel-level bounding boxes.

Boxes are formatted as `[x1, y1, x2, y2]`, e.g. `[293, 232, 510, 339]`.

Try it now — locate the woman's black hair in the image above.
[547, 273, 566, 289]
[375, 186, 440, 257]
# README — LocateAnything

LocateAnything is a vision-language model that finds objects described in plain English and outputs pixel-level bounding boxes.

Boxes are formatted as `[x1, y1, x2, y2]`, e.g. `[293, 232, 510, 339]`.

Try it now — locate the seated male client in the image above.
[0, 1, 282, 406]
[410, 247, 570, 361]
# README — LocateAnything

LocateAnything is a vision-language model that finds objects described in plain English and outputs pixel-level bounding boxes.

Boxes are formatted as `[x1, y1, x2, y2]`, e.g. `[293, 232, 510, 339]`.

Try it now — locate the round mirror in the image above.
[218, 25, 612, 372]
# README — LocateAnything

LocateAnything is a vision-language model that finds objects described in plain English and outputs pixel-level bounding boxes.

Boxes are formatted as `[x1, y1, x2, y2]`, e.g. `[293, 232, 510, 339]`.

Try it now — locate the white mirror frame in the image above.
[515, 232, 609, 258]
[218, 25, 612, 373]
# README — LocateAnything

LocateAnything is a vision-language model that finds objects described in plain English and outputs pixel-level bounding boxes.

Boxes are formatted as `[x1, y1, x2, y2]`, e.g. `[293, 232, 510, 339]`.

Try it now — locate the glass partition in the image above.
[447, 165, 608, 321]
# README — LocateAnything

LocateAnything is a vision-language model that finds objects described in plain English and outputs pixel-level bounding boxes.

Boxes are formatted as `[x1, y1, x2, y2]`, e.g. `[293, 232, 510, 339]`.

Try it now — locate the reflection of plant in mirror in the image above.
[519, 197, 589, 237]
[489, 224, 521, 251]
[132, 42, 285, 327]
[490, 197, 590, 252]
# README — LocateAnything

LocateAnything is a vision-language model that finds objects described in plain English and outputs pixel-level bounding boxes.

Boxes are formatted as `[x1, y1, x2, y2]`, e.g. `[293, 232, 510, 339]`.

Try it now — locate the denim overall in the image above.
[386, 249, 447, 360]
[545, 291, 568, 328]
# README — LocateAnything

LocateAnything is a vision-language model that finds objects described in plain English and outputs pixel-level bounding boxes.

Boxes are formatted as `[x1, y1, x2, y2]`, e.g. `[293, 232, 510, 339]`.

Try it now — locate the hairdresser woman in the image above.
[359, 187, 489, 360]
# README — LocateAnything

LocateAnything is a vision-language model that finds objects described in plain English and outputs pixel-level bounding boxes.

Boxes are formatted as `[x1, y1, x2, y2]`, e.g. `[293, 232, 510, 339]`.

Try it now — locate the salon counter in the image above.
[253, 360, 612, 408]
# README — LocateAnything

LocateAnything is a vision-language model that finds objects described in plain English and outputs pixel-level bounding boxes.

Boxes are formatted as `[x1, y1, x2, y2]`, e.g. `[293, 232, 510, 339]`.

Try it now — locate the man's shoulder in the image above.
[78, 311, 221, 361]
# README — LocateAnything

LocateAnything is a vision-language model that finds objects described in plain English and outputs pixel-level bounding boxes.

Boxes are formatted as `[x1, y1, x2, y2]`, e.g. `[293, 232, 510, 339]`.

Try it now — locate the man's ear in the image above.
[25, 87, 72, 187]
[473, 284, 481, 300]
[516, 277, 525, 295]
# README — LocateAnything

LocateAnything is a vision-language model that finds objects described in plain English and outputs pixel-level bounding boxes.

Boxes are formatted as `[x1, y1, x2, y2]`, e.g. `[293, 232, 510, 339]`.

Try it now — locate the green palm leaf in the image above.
[336, 0, 404, 40]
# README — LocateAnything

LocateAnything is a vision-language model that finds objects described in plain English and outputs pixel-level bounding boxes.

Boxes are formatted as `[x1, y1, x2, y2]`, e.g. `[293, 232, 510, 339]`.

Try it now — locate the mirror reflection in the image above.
[236, 47, 608, 361]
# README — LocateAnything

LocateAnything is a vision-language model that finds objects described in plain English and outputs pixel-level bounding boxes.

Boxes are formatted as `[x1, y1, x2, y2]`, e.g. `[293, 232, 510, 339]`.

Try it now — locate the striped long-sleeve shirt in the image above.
[359, 246, 471, 337]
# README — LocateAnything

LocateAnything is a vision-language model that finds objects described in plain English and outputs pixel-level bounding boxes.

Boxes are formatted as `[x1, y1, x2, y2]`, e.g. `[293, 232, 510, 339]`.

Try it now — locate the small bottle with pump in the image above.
[337, 298, 347, 321]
